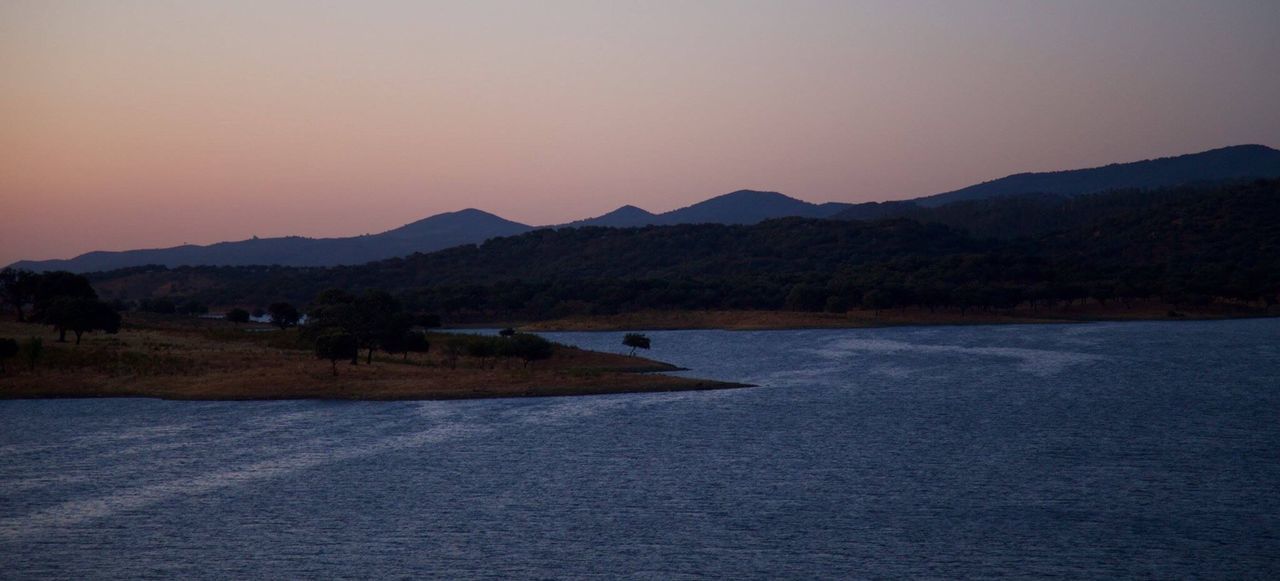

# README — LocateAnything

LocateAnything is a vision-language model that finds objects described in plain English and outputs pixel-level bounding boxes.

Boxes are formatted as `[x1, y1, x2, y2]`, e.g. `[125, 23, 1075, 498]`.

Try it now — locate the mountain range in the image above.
[12, 144, 1280, 273]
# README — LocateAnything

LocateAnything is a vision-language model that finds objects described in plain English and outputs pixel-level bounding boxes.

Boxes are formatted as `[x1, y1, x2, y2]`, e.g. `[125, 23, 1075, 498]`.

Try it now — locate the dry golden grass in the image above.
[0, 316, 742, 401]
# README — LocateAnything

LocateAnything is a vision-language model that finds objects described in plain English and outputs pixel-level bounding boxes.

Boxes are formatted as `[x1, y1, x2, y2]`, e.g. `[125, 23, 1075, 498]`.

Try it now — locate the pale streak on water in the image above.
[1, 319, 1278, 579]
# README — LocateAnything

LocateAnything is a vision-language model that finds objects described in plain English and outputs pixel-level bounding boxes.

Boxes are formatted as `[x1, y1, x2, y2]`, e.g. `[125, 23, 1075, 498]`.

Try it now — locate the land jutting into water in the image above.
[0, 316, 743, 401]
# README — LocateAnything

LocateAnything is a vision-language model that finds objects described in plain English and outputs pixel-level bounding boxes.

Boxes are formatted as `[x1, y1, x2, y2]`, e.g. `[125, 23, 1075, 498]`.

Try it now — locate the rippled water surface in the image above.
[3, 319, 1279, 578]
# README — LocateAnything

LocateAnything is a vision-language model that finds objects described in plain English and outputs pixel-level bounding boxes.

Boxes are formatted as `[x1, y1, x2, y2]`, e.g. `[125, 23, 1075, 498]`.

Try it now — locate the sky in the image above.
[3, 0, 1279, 265]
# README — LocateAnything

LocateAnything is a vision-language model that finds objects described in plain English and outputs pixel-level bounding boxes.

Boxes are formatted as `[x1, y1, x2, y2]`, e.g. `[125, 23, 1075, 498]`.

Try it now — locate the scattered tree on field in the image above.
[268, 302, 300, 329]
[0, 338, 17, 373]
[22, 337, 42, 371]
[42, 298, 121, 344]
[225, 308, 251, 323]
[315, 330, 358, 376]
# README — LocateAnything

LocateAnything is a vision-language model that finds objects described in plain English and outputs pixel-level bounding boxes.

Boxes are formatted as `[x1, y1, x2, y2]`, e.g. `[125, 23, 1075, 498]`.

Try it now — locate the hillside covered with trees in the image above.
[53, 179, 1280, 322]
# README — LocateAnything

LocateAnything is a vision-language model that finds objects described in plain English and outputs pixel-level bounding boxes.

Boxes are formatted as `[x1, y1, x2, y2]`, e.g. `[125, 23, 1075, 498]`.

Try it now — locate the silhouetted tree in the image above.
[305, 289, 405, 364]
[139, 298, 177, 314]
[384, 329, 429, 360]
[0, 338, 17, 373]
[622, 333, 651, 356]
[32, 271, 96, 318]
[466, 336, 497, 368]
[22, 337, 42, 371]
[499, 327, 516, 337]
[0, 268, 37, 321]
[356, 290, 400, 364]
[178, 300, 208, 315]
[441, 338, 465, 369]
[315, 330, 358, 376]
[225, 308, 251, 323]
[377, 313, 415, 360]
[784, 284, 827, 312]
[403, 331, 430, 358]
[862, 288, 893, 316]
[508, 333, 554, 367]
[268, 302, 300, 330]
[43, 298, 120, 344]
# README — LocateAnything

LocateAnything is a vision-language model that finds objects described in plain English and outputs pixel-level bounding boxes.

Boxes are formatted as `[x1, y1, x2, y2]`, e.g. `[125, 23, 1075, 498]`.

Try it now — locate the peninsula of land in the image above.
[0, 316, 744, 401]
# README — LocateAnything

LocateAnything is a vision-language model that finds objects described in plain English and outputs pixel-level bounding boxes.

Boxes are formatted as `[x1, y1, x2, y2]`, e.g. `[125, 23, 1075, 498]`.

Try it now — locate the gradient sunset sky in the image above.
[3, 0, 1279, 265]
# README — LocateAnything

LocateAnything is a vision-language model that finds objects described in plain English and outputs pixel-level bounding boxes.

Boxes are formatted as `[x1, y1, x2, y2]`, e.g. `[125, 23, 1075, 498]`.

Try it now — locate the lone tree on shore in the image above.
[623, 333, 651, 356]
[268, 302, 300, 329]
[315, 330, 358, 376]
[0, 338, 17, 373]
[225, 308, 251, 324]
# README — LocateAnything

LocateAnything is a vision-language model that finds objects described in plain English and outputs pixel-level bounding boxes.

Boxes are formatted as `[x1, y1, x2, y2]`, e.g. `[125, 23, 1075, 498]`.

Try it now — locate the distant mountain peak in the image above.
[658, 189, 829, 225]
[558, 204, 659, 228]
[382, 208, 531, 239]
[713, 189, 793, 200]
[14, 144, 1277, 272]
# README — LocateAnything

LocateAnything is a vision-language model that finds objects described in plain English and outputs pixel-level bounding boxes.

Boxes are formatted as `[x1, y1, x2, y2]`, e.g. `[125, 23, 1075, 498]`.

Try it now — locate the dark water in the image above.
[2, 319, 1279, 579]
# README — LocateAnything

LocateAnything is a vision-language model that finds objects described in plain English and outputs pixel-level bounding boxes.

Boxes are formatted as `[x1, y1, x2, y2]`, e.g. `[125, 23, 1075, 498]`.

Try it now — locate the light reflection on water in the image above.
[2, 319, 1279, 578]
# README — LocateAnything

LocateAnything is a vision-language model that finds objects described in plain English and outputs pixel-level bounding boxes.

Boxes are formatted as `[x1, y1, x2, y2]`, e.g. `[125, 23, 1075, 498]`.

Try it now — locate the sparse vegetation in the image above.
[80, 181, 1280, 325]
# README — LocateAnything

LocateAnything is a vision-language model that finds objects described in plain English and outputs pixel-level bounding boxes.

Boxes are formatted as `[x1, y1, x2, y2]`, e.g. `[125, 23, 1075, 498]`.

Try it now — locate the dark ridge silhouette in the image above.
[559, 205, 661, 228]
[80, 180, 1280, 319]
[11, 144, 1277, 272]
[911, 144, 1280, 207]
[654, 189, 851, 224]
[560, 192, 852, 228]
[376, 208, 532, 242]
[827, 200, 924, 222]
[11, 209, 532, 273]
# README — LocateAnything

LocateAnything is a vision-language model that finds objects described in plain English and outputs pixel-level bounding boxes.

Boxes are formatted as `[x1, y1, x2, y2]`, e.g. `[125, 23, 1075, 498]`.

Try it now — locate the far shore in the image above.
[0, 316, 747, 402]
[518, 304, 1277, 332]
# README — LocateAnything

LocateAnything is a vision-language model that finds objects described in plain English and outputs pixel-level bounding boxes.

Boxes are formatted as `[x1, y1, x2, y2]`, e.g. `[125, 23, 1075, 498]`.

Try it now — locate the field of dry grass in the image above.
[0, 315, 743, 400]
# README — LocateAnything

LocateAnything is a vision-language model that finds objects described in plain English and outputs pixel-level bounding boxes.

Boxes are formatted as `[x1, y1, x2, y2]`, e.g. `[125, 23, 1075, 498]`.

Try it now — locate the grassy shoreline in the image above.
[0, 316, 746, 401]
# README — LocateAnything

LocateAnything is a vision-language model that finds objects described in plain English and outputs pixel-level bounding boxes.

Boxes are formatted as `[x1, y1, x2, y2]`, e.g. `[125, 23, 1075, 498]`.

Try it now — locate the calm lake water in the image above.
[2, 319, 1279, 578]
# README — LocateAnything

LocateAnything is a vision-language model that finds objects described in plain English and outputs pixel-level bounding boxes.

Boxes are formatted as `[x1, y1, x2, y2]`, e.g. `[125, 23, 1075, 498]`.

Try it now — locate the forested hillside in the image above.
[79, 180, 1279, 321]
[913, 144, 1280, 206]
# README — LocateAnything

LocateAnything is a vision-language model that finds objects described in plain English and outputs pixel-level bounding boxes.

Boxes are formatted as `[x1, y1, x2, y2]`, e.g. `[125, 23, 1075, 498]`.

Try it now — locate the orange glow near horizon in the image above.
[3, 0, 1279, 264]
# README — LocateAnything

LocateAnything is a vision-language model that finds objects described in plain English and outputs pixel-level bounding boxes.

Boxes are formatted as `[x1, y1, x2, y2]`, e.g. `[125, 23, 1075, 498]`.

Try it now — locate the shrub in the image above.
[315, 330, 358, 376]
[0, 338, 17, 373]
[225, 308, 251, 323]
[22, 337, 42, 371]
